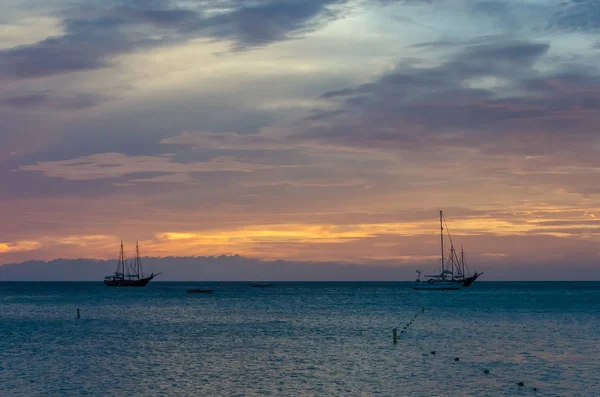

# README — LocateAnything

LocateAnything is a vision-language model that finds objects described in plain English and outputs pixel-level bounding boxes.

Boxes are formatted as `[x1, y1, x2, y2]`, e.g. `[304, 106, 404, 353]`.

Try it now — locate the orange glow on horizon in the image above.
[2, 205, 600, 263]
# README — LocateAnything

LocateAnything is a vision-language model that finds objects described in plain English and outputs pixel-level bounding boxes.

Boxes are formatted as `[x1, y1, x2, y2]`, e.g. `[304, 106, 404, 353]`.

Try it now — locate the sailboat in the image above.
[104, 240, 160, 287]
[412, 211, 464, 290]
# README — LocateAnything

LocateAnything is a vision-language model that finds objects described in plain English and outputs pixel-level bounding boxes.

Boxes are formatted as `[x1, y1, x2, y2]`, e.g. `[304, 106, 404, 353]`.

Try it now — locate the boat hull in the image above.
[250, 283, 273, 288]
[187, 289, 214, 294]
[461, 273, 481, 287]
[412, 280, 463, 290]
[104, 274, 155, 287]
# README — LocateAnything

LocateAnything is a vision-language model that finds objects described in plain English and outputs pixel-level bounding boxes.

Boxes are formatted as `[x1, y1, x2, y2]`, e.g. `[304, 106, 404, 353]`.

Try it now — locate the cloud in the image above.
[0, 16, 64, 49]
[2, 199, 600, 273]
[0, 240, 41, 254]
[257, 38, 600, 200]
[201, 0, 343, 50]
[0, 0, 344, 81]
[549, 0, 600, 31]
[240, 176, 365, 187]
[3, 234, 600, 280]
[307, 40, 600, 156]
[0, 22, 129, 79]
[3, 0, 600, 275]
[0, 92, 107, 110]
[161, 131, 291, 151]
[0, 255, 425, 281]
[16, 152, 274, 181]
[471, 1, 520, 30]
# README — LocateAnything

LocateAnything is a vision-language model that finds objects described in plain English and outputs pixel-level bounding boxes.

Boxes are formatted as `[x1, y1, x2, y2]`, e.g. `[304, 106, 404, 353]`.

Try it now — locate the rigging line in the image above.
[464, 254, 472, 275]
[442, 212, 457, 248]
[442, 213, 465, 275]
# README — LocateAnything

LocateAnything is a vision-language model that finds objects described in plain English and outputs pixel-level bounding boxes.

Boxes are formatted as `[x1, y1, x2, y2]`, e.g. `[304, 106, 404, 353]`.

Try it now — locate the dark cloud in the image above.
[0, 0, 342, 80]
[201, 0, 341, 50]
[3, 250, 600, 281]
[323, 41, 550, 98]
[1, 92, 106, 110]
[462, 42, 549, 68]
[411, 40, 468, 49]
[0, 19, 135, 79]
[136, 8, 200, 25]
[0, 255, 420, 281]
[308, 40, 600, 152]
[294, 39, 600, 198]
[550, 0, 600, 31]
[375, 0, 438, 4]
[0, 3, 205, 80]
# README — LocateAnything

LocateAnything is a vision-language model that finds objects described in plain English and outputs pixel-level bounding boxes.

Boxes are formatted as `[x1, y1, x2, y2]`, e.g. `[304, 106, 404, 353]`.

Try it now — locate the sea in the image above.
[0, 282, 598, 397]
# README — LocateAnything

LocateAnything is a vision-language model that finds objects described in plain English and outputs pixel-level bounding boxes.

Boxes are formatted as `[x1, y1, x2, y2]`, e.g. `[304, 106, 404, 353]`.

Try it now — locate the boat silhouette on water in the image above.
[104, 241, 160, 287]
[187, 288, 214, 294]
[413, 210, 482, 290]
[457, 247, 482, 287]
[250, 283, 273, 288]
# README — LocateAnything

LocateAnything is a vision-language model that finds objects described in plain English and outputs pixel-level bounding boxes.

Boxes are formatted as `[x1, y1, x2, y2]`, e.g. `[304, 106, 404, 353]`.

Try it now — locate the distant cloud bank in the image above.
[1, 255, 598, 281]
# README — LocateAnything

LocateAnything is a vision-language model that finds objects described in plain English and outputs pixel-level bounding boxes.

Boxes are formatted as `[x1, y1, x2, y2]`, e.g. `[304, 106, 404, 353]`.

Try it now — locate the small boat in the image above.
[412, 210, 464, 291]
[186, 288, 214, 294]
[104, 240, 160, 287]
[250, 283, 273, 288]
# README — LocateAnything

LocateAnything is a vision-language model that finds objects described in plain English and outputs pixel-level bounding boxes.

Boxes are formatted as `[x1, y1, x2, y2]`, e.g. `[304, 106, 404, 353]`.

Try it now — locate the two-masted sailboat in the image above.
[104, 240, 160, 287]
[412, 210, 482, 290]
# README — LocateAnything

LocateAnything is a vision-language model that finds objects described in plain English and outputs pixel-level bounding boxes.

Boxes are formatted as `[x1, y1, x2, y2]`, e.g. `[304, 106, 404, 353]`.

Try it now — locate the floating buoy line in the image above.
[392, 307, 560, 396]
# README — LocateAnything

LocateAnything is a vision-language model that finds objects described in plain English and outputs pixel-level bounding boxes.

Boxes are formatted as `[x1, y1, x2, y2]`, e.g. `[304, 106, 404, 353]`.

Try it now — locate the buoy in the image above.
[532, 387, 537, 392]
[517, 382, 524, 387]
[454, 357, 459, 362]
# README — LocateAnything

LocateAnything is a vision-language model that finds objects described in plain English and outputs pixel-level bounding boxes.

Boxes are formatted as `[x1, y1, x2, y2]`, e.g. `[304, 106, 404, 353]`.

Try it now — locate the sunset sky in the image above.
[1, 0, 600, 276]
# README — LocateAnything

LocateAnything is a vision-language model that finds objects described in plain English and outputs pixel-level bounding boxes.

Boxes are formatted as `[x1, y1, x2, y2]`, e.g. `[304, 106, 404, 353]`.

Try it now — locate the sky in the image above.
[1, 0, 600, 278]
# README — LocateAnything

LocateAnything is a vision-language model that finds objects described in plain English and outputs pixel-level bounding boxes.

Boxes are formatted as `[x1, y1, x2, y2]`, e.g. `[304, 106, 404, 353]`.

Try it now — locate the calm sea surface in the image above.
[0, 282, 598, 396]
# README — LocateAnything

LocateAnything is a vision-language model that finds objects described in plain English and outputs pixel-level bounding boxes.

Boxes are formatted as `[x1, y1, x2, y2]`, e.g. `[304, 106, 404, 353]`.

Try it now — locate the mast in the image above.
[461, 245, 465, 278]
[440, 210, 445, 279]
[136, 241, 143, 280]
[120, 239, 125, 276]
[450, 244, 455, 279]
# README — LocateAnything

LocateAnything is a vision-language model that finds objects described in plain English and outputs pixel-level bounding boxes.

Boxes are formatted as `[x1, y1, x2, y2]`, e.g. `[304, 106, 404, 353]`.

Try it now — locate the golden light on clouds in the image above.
[5, 206, 599, 258]
[0, 240, 41, 253]
[1, 200, 600, 268]
[51, 235, 114, 247]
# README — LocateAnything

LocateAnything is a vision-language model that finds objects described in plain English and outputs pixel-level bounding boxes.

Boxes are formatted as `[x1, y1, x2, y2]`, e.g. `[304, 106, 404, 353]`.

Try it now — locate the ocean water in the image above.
[0, 282, 598, 397]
